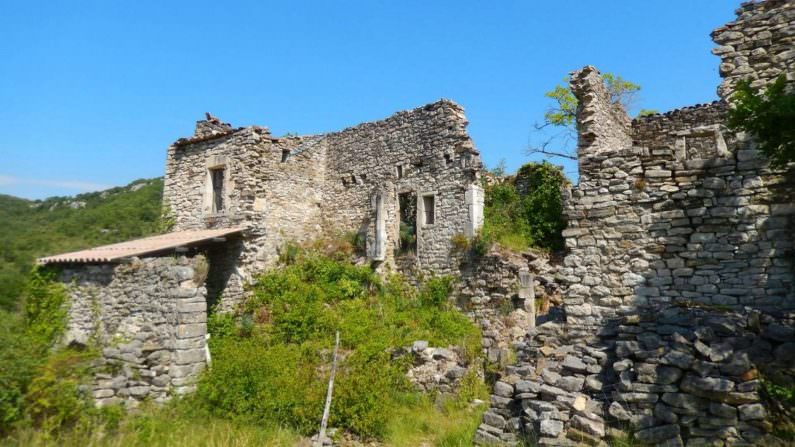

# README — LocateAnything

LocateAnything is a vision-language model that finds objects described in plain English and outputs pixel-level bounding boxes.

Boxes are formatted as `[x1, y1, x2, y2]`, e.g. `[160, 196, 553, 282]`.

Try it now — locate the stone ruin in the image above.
[40, 99, 487, 407]
[474, 1, 795, 445]
[36, 0, 794, 440]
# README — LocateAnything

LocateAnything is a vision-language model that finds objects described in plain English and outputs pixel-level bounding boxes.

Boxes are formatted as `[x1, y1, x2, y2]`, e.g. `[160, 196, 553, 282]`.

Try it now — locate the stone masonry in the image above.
[163, 100, 484, 310]
[61, 256, 208, 407]
[475, 1, 795, 445]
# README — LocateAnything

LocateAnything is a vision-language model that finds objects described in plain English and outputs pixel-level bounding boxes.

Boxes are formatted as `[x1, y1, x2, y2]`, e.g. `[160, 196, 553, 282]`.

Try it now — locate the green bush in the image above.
[728, 75, 795, 168]
[23, 348, 98, 435]
[196, 251, 481, 440]
[481, 161, 567, 252]
[0, 268, 73, 435]
[0, 311, 40, 435]
[24, 267, 68, 346]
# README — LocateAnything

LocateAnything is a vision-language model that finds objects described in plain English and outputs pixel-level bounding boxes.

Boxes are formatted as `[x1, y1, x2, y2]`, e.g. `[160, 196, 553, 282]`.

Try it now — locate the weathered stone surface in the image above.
[60, 256, 208, 406]
[635, 424, 680, 444]
[539, 419, 564, 437]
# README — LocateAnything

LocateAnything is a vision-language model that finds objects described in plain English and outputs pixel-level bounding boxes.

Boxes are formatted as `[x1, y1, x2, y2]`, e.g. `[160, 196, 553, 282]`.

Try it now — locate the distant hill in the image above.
[0, 178, 164, 310]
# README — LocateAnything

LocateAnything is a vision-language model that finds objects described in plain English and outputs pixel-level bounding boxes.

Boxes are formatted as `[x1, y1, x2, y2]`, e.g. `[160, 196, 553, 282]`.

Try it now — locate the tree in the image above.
[727, 75, 795, 168]
[528, 72, 653, 161]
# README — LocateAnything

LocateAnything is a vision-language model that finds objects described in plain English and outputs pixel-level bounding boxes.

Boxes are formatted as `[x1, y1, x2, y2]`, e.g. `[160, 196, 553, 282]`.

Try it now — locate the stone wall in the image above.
[321, 100, 483, 273]
[476, 1, 795, 445]
[163, 100, 484, 309]
[456, 249, 561, 366]
[713, 0, 795, 98]
[61, 256, 208, 407]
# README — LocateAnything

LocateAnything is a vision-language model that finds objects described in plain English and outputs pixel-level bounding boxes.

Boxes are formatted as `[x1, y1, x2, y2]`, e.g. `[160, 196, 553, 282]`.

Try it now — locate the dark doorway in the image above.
[398, 192, 417, 256]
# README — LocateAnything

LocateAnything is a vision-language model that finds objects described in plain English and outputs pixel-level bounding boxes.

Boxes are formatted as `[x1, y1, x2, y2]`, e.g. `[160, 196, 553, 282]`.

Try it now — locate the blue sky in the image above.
[0, 0, 737, 199]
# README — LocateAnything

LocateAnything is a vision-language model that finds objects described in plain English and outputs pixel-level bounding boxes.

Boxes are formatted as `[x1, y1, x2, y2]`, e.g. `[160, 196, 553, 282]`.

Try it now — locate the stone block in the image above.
[176, 323, 206, 339]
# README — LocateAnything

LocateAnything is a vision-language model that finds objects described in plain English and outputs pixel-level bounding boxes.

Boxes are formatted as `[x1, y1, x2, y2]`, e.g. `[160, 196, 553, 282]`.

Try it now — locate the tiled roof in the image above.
[37, 227, 243, 264]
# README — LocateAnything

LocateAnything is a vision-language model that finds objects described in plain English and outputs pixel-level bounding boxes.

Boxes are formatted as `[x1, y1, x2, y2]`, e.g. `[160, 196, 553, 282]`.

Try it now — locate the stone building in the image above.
[38, 100, 485, 406]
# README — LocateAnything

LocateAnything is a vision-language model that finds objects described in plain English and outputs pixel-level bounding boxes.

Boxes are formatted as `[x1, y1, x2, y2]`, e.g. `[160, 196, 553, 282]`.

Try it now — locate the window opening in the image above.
[281, 149, 290, 162]
[396, 165, 404, 179]
[210, 167, 225, 212]
[397, 192, 417, 255]
[423, 195, 435, 225]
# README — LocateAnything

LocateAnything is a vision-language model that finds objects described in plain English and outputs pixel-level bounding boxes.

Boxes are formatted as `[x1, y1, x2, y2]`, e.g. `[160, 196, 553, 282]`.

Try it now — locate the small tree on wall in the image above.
[529, 72, 655, 162]
[727, 75, 795, 168]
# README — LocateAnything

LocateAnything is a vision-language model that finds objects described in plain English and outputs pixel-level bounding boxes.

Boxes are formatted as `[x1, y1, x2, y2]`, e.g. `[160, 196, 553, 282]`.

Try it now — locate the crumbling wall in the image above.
[163, 124, 327, 308]
[321, 100, 483, 274]
[61, 256, 208, 407]
[163, 101, 484, 310]
[456, 249, 561, 366]
[713, 0, 795, 98]
[476, 1, 795, 445]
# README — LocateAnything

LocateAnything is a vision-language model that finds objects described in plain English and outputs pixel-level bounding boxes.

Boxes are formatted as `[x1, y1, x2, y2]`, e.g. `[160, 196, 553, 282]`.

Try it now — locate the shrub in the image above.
[0, 268, 70, 435]
[728, 75, 795, 168]
[0, 311, 40, 435]
[481, 162, 568, 252]
[23, 348, 98, 435]
[194, 250, 481, 440]
[24, 267, 68, 346]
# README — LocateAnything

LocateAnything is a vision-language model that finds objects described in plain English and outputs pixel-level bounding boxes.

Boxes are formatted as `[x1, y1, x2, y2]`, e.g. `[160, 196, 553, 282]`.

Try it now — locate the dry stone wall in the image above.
[61, 256, 208, 407]
[713, 0, 795, 98]
[476, 1, 795, 445]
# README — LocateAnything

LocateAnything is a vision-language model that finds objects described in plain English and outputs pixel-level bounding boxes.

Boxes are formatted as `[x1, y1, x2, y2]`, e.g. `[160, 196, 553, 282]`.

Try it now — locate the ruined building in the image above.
[36, 0, 794, 443]
[475, 1, 795, 445]
[39, 100, 485, 404]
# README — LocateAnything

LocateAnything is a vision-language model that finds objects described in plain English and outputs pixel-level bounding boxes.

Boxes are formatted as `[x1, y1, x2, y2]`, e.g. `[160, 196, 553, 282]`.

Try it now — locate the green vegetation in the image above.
[727, 74, 795, 167]
[0, 267, 92, 437]
[480, 161, 568, 252]
[544, 72, 641, 128]
[530, 72, 646, 161]
[2, 245, 487, 445]
[0, 178, 165, 310]
[199, 248, 483, 439]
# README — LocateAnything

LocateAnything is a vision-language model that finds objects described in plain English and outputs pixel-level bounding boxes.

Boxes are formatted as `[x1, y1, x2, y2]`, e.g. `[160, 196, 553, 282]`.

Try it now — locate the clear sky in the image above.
[0, 0, 738, 199]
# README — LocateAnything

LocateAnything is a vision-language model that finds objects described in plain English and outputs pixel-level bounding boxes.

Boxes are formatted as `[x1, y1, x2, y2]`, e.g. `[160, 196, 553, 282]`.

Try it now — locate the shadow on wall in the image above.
[204, 237, 245, 311]
[573, 105, 795, 444]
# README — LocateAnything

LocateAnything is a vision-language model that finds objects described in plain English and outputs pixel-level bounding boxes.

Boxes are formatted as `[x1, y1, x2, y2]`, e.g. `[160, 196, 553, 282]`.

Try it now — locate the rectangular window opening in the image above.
[210, 167, 225, 212]
[444, 153, 452, 166]
[281, 149, 290, 163]
[396, 164, 403, 179]
[397, 192, 417, 256]
[423, 195, 435, 225]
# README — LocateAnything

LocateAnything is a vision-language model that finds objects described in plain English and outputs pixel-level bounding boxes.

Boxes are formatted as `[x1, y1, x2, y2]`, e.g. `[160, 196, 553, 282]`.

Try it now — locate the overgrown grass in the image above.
[4, 401, 301, 447]
[198, 250, 482, 440]
[2, 246, 487, 445]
